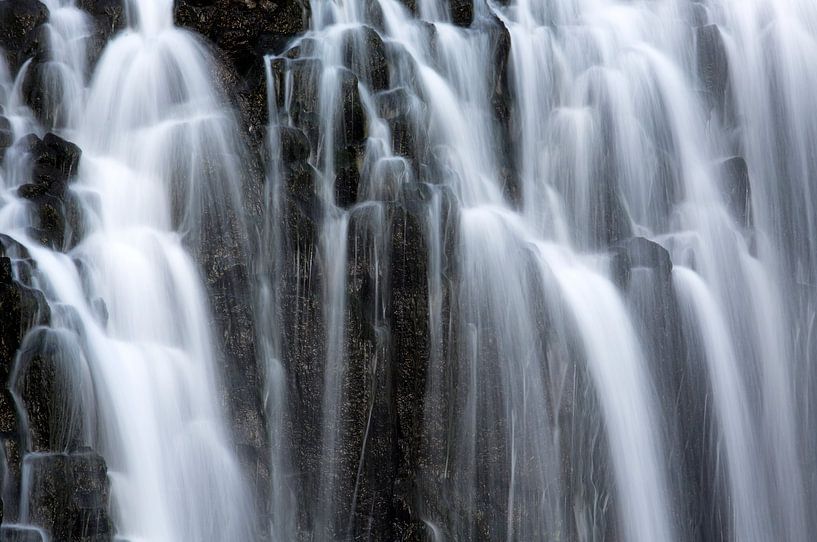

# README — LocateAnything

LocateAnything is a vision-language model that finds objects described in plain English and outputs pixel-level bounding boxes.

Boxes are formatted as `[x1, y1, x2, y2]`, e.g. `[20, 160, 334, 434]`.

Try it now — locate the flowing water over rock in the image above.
[0, 0, 815, 540]
[0, 0, 257, 540]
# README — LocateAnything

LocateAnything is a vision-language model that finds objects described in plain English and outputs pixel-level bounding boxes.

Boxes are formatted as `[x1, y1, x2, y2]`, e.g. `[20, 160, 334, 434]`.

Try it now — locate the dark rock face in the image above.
[0, 0, 49, 73]
[451, 0, 473, 27]
[375, 87, 426, 168]
[0, 252, 49, 385]
[174, 0, 310, 149]
[485, 16, 515, 206]
[333, 69, 367, 208]
[22, 451, 113, 542]
[718, 156, 752, 228]
[173, 2, 312, 530]
[612, 236, 673, 288]
[271, 123, 325, 537]
[175, 0, 306, 72]
[0, 117, 13, 158]
[16, 133, 83, 251]
[77, 0, 127, 69]
[0, 220, 112, 540]
[18, 0, 122, 127]
[387, 188, 435, 540]
[0, 525, 45, 542]
[276, 126, 311, 163]
[13, 327, 92, 453]
[697, 24, 732, 119]
[341, 25, 389, 92]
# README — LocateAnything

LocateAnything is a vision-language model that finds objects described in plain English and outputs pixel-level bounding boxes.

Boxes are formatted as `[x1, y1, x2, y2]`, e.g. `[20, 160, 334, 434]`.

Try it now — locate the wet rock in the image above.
[388, 187, 433, 538]
[334, 145, 363, 208]
[718, 156, 752, 227]
[77, 0, 127, 69]
[0, 116, 13, 157]
[485, 16, 514, 205]
[341, 25, 389, 92]
[28, 133, 82, 187]
[276, 126, 310, 163]
[13, 327, 92, 452]
[275, 159, 324, 535]
[174, 0, 309, 149]
[0, 0, 49, 73]
[280, 36, 317, 60]
[22, 60, 69, 132]
[0, 281, 49, 384]
[560, 357, 619, 541]
[0, 235, 33, 263]
[486, 15, 512, 123]
[338, 69, 366, 144]
[451, 0, 473, 27]
[22, 450, 113, 542]
[0, 257, 11, 284]
[175, 0, 307, 74]
[331, 70, 366, 208]
[385, 39, 431, 94]
[696, 24, 731, 117]
[280, 57, 323, 147]
[396, 0, 416, 15]
[612, 236, 673, 288]
[334, 204, 393, 538]
[256, 31, 299, 58]
[16, 133, 83, 250]
[283, 160, 318, 202]
[375, 87, 426, 165]
[0, 388, 17, 436]
[77, 0, 124, 29]
[0, 525, 45, 542]
[368, 157, 410, 201]
[2, 437, 24, 518]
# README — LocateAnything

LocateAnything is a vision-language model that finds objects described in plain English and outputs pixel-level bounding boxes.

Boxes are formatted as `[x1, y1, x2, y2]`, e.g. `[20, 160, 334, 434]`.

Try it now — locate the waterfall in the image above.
[0, 0, 814, 540]
[261, 0, 813, 540]
[0, 0, 257, 540]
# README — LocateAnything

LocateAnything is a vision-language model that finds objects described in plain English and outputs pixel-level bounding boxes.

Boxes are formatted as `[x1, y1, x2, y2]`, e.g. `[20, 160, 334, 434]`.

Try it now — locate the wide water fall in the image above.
[0, 0, 814, 540]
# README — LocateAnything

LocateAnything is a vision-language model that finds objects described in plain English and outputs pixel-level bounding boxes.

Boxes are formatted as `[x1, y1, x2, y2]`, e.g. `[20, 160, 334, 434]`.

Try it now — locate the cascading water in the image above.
[0, 0, 815, 540]
[260, 0, 815, 540]
[0, 0, 257, 540]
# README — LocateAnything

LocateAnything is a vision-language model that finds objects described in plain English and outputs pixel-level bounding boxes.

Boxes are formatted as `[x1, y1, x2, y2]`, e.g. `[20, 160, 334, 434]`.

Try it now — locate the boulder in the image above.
[611, 236, 673, 288]
[451, 0, 473, 27]
[0, 0, 49, 73]
[340, 25, 389, 92]
[696, 24, 731, 117]
[16, 133, 83, 250]
[717, 156, 752, 227]
[0, 116, 13, 157]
